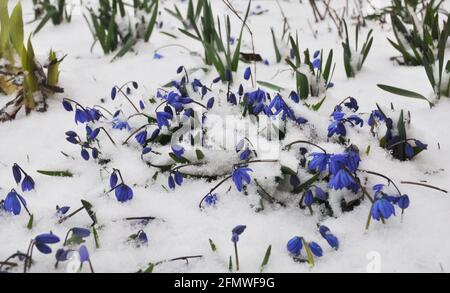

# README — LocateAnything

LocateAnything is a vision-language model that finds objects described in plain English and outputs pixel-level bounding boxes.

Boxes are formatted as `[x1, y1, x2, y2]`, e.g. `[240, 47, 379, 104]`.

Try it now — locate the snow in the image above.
[1, 0, 450, 273]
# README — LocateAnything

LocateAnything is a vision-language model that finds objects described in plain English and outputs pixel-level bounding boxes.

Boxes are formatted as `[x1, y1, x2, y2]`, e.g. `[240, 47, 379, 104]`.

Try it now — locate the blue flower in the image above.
[290, 175, 300, 188]
[174, 172, 183, 186]
[135, 130, 148, 145]
[137, 230, 149, 246]
[204, 193, 218, 206]
[21, 176, 35, 192]
[56, 206, 70, 216]
[309, 242, 323, 257]
[156, 111, 173, 128]
[319, 225, 339, 250]
[207, 97, 215, 109]
[62, 100, 73, 111]
[239, 149, 252, 161]
[153, 52, 164, 59]
[405, 143, 414, 158]
[72, 227, 91, 238]
[397, 195, 410, 209]
[344, 97, 359, 112]
[313, 58, 321, 69]
[232, 167, 253, 192]
[111, 87, 117, 100]
[231, 225, 246, 243]
[78, 245, 90, 263]
[371, 198, 396, 221]
[308, 153, 329, 174]
[75, 109, 88, 124]
[115, 184, 134, 202]
[287, 236, 302, 256]
[3, 190, 25, 215]
[81, 148, 90, 161]
[289, 91, 300, 103]
[328, 120, 346, 137]
[313, 50, 320, 59]
[368, 110, 384, 127]
[171, 145, 185, 159]
[55, 249, 71, 262]
[244, 67, 252, 80]
[112, 118, 131, 131]
[304, 190, 314, 206]
[328, 169, 355, 190]
[12, 164, 21, 184]
[414, 140, 428, 150]
[168, 175, 175, 190]
[110, 171, 118, 188]
[34, 233, 60, 254]
[315, 187, 328, 200]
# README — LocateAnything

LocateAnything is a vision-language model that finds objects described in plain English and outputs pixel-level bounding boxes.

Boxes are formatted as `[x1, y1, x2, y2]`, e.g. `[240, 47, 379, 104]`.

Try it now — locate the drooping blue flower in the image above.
[319, 225, 339, 250]
[204, 193, 218, 206]
[207, 97, 215, 109]
[289, 91, 300, 103]
[135, 130, 148, 145]
[231, 225, 246, 243]
[156, 111, 173, 128]
[244, 67, 252, 80]
[110, 171, 118, 189]
[414, 140, 428, 150]
[397, 195, 410, 209]
[308, 153, 329, 174]
[75, 109, 89, 124]
[315, 186, 328, 200]
[115, 184, 134, 202]
[137, 231, 149, 246]
[228, 93, 237, 105]
[21, 176, 35, 192]
[72, 227, 91, 238]
[112, 118, 131, 131]
[111, 87, 117, 100]
[12, 164, 21, 184]
[328, 120, 347, 137]
[239, 149, 251, 161]
[290, 175, 300, 188]
[3, 190, 25, 215]
[309, 242, 323, 257]
[171, 145, 185, 159]
[287, 236, 302, 256]
[404, 143, 414, 158]
[55, 249, 71, 262]
[153, 52, 164, 59]
[312, 58, 321, 69]
[368, 110, 384, 127]
[168, 175, 175, 190]
[232, 167, 253, 192]
[304, 190, 314, 206]
[347, 115, 364, 127]
[81, 148, 90, 161]
[34, 233, 60, 254]
[313, 50, 320, 59]
[62, 100, 74, 112]
[78, 245, 90, 263]
[328, 169, 355, 190]
[344, 97, 359, 112]
[174, 172, 183, 186]
[371, 198, 396, 221]
[56, 206, 70, 216]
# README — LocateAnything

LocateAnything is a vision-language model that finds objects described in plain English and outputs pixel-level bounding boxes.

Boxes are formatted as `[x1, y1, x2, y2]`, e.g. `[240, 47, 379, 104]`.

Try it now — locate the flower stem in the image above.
[283, 140, 327, 153]
[58, 206, 84, 224]
[234, 242, 240, 271]
[400, 181, 448, 194]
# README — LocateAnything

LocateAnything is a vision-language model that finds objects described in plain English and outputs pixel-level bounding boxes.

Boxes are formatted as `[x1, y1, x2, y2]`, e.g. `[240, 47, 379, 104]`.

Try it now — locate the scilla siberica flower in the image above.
[328, 151, 361, 191]
[245, 89, 267, 115]
[287, 236, 302, 256]
[3, 189, 26, 215]
[231, 225, 246, 243]
[232, 167, 253, 192]
[319, 225, 339, 250]
[244, 67, 252, 81]
[156, 111, 173, 129]
[308, 242, 323, 257]
[110, 170, 134, 202]
[371, 198, 396, 221]
[327, 109, 363, 138]
[171, 145, 185, 159]
[204, 193, 218, 206]
[34, 232, 60, 254]
[12, 164, 35, 192]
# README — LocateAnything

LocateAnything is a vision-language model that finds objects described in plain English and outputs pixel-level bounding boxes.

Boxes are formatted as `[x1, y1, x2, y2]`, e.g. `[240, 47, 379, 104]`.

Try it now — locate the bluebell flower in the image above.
[213, 76, 221, 83]
[149, 129, 160, 141]
[3, 190, 25, 215]
[168, 175, 175, 190]
[373, 184, 384, 196]
[231, 225, 246, 243]
[174, 172, 183, 186]
[192, 79, 202, 92]
[171, 145, 185, 159]
[62, 100, 73, 112]
[34, 233, 60, 254]
[319, 225, 339, 250]
[115, 184, 134, 202]
[397, 195, 410, 209]
[139, 100, 145, 110]
[156, 111, 173, 128]
[405, 143, 414, 158]
[137, 230, 148, 246]
[202, 86, 208, 97]
[75, 109, 88, 124]
[21, 176, 35, 192]
[71, 227, 91, 238]
[12, 164, 21, 184]
[344, 97, 359, 112]
[347, 115, 364, 127]
[304, 190, 314, 206]
[287, 236, 302, 256]
[414, 140, 428, 150]
[88, 127, 100, 141]
[177, 66, 184, 74]
[312, 58, 321, 69]
[207, 97, 215, 109]
[327, 82, 334, 89]
[308, 242, 323, 257]
[132, 81, 138, 89]
[239, 149, 251, 161]
[81, 148, 90, 161]
[111, 87, 117, 100]
[290, 175, 300, 188]
[228, 93, 237, 105]
[112, 118, 131, 131]
[55, 249, 71, 262]
[371, 198, 396, 221]
[328, 119, 347, 137]
[289, 91, 300, 103]
[315, 187, 328, 200]
[313, 50, 320, 59]
[153, 52, 164, 59]
[225, 69, 232, 82]
[56, 206, 70, 217]
[328, 169, 355, 190]
[78, 245, 90, 263]
[204, 193, 218, 206]
[135, 130, 148, 145]
[244, 67, 252, 80]
[308, 153, 329, 174]
[232, 167, 253, 192]
[368, 110, 384, 127]
[142, 147, 152, 155]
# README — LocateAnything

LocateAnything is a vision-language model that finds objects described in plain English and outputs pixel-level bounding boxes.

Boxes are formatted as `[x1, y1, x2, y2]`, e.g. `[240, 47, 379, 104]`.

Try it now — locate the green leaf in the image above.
[169, 153, 190, 164]
[256, 81, 285, 92]
[260, 245, 272, 272]
[208, 239, 217, 252]
[144, 0, 159, 42]
[302, 239, 315, 268]
[112, 37, 136, 60]
[10, 2, 24, 55]
[81, 199, 97, 225]
[310, 96, 326, 111]
[228, 256, 233, 272]
[377, 84, 433, 107]
[37, 170, 73, 177]
[280, 166, 297, 176]
[34, 10, 57, 35]
[27, 214, 34, 230]
[195, 149, 205, 161]
[271, 28, 281, 63]
[143, 263, 154, 273]
[92, 226, 100, 248]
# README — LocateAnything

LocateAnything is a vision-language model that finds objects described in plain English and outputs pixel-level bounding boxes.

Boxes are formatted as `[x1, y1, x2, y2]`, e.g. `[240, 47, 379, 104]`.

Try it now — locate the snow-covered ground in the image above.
[1, 0, 450, 273]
